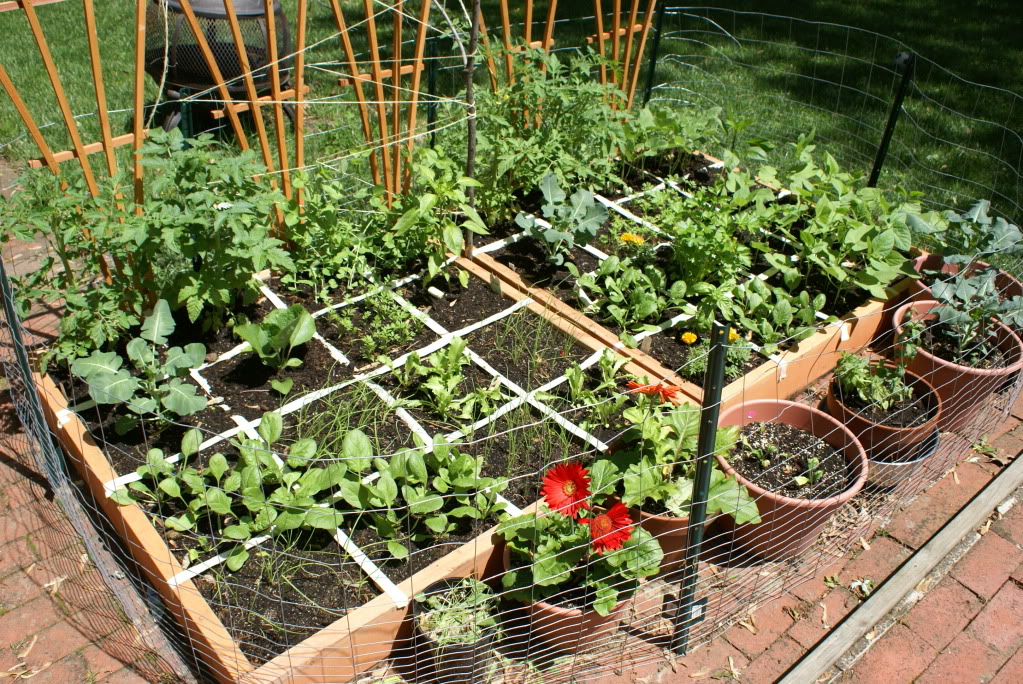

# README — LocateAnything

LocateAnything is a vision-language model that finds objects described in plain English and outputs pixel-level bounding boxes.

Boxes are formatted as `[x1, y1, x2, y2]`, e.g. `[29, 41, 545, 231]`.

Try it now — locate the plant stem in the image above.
[462, 0, 481, 258]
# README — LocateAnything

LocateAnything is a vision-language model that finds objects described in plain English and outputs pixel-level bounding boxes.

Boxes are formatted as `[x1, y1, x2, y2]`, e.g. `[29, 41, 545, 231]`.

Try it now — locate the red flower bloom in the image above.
[580, 502, 633, 553]
[542, 462, 591, 518]
[626, 381, 684, 404]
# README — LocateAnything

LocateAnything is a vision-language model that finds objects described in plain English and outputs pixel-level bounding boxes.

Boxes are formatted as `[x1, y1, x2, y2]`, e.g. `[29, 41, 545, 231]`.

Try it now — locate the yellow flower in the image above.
[620, 232, 645, 245]
[729, 328, 741, 342]
[681, 332, 698, 345]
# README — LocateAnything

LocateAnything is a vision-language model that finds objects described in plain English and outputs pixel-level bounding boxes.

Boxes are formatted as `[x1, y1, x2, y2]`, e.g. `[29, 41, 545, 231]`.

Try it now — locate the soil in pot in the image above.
[729, 422, 850, 500]
[830, 378, 935, 429]
[913, 322, 1013, 370]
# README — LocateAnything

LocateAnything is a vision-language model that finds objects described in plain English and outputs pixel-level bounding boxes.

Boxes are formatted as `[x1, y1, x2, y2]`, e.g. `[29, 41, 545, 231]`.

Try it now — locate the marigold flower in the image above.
[729, 328, 741, 342]
[620, 232, 645, 245]
[626, 380, 684, 404]
[681, 332, 698, 345]
[580, 502, 633, 553]
[542, 462, 591, 518]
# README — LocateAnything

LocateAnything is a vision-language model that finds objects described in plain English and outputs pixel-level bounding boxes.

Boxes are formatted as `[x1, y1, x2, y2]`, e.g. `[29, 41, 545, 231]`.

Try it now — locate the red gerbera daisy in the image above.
[580, 502, 633, 553]
[542, 462, 591, 518]
[626, 381, 684, 405]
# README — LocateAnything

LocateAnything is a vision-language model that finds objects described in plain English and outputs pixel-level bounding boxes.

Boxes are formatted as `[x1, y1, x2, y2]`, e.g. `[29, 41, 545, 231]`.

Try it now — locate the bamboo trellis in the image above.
[2, 0, 663, 213]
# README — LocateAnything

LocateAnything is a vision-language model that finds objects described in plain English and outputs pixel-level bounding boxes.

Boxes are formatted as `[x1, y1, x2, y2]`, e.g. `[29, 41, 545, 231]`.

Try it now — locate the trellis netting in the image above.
[2, 2, 1023, 683]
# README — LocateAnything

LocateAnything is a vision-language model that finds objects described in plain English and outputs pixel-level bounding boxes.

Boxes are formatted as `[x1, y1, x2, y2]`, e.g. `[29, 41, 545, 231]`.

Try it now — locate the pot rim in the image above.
[716, 399, 869, 509]
[893, 300, 1023, 376]
[826, 363, 943, 434]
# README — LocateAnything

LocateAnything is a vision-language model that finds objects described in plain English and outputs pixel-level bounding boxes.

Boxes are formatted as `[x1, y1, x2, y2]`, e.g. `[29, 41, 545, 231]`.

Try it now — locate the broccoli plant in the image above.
[515, 174, 608, 265]
[71, 300, 207, 434]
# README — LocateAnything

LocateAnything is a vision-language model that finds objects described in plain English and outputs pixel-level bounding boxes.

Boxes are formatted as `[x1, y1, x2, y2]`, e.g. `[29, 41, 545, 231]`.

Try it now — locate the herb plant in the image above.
[415, 578, 498, 645]
[515, 174, 608, 266]
[833, 353, 914, 412]
[71, 300, 207, 434]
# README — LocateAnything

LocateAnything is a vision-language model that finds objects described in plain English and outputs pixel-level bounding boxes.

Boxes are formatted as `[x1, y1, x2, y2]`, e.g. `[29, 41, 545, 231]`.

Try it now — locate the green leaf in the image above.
[375, 472, 399, 505]
[342, 429, 373, 472]
[109, 489, 135, 506]
[181, 428, 203, 458]
[287, 438, 317, 467]
[306, 507, 344, 530]
[70, 351, 123, 380]
[158, 478, 181, 499]
[205, 488, 232, 515]
[87, 369, 139, 404]
[164, 343, 206, 375]
[270, 378, 294, 395]
[257, 411, 283, 446]
[206, 453, 229, 482]
[141, 299, 175, 344]
[125, 338, 155, 367]
[160, 379, 207, 416]
[225, 545, 249, 572]
[387, 541, 409, 559]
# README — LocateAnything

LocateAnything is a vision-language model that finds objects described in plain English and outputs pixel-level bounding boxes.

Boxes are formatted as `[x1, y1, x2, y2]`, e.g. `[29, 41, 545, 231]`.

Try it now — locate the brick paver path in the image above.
[2, 388, 1022, 683]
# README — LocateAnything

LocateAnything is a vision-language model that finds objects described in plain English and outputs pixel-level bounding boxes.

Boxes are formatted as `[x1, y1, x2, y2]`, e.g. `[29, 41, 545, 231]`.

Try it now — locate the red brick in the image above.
[951, 531, 1023, 599]
[839, 537, 912, 586]
[846, 624, 938, 684]
[1012, 559, 1023, 584]
[992, 430, 1023, 459]
[888, 464, 992, 549]
[902, 576, 986, 652]
[915, 632, 1008, 684]
[11, 619, 93, 669]
[98, 667, 154, 683]
[0, 480, 48, 514]
[992, 647, 1023, 683]
[1011, 390, 1023, 420]
[0, 570, 42, 613]
[0, 505, 48, 541]
[741, 635, 804, 684]
[80, 644, 132, 682]
[27, 652, 90, 682]
[721, 597, 795, 659]
[787, 590, 858, 649]
[788, 560, 845, 603]
[969, 582, 1023, 655]
[987, 415, 1021, 441]
[0, 596, 64, 653]
[678, 637, 749, 679]
[992, 500, 1023, 548]
[0, 536, 34, 578]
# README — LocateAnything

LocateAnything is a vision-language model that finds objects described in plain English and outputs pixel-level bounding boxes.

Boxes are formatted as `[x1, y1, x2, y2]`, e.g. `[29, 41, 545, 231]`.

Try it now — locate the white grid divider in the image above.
[166, 533, 273, 589]
[333, 527, 410, 608]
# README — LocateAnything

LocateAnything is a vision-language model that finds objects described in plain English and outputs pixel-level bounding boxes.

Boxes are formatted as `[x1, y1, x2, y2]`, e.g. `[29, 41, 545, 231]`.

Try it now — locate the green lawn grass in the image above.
[1, 0, 1021, 221]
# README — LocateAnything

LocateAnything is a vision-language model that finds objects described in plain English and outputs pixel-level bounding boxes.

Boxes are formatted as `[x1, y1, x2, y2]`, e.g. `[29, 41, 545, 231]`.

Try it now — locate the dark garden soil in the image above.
[830, 378, 935, 428]
[729, 422, 850, 500]
[490, 236, 603, 304]
[915, 323, 1012, 369]
[194, 531, 379, 666]
[203, 334, 354, 420]
[408, 270, 516, 332]
[623, 152, 722, 189]
[463, 308, 592, 391]
[270, 274, 373, 315]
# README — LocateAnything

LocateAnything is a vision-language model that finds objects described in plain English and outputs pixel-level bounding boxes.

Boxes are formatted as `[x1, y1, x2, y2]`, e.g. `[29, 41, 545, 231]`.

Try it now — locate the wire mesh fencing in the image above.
[1, 2, 1023, 683]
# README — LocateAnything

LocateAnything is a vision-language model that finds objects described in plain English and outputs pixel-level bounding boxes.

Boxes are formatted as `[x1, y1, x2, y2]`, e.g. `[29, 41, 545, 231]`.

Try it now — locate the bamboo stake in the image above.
[625, 0, 658, 110]
[361, 0, 394, 203]
[402, 0, 432, 193]
[617, 0, 641, 107]
[391, 0, 403, 196]
[0, 64, 60, 174]
[294, 0, 307, 207]
[611, 0, 621, 86]
[177, 0, 250, 149]
[593, 0, 607, 86]
[82, 0, 116, 177]
[132, 0, 145, 213]
[476, 12, 499, 92]
[220, 0, 278, 181]
[498, 0, 514, 85]
[263, 0, 292, 199]
[20, 0, 100, 196]
[327, 0, 381, 187]
[462, 0, 480, 258]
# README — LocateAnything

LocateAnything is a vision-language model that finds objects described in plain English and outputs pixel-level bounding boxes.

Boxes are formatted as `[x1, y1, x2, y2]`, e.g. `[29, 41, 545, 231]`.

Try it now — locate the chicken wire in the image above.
[1, 3, 1022, 684]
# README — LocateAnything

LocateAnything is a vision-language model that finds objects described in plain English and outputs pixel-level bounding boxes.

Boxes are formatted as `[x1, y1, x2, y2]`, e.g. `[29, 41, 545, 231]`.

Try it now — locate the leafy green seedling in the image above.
[515, 174, 608, 265]
[234, 304, 316, 371]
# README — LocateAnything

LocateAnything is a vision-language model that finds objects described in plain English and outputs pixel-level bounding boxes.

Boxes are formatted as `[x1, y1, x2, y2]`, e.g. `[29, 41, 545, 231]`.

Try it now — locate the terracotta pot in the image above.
[825, 364, 941, 462]
[715, 400, 868, 562]
[412, 578, 498, 684]
[635, 510, 690, 575]
[502, 547, 625, 652]
[892, 300, 1023, 432]
[905, 254, 1023, 303]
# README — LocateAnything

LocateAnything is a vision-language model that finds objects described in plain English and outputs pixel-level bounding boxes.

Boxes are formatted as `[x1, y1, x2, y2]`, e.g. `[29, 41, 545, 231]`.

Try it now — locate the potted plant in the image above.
[496, 461, 663, 653]
[412, 577, 500, 683]
[597, 388, 760, 574]
[826, 352, 941, 460]
[715, 400, 869, 562]
[904, 200, 1023, 304]
[893, 276, 1023, 432]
